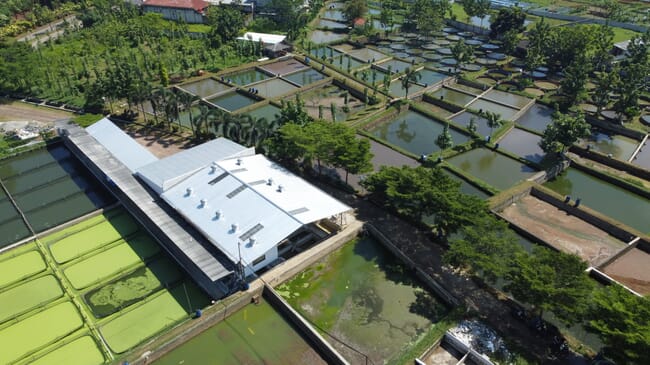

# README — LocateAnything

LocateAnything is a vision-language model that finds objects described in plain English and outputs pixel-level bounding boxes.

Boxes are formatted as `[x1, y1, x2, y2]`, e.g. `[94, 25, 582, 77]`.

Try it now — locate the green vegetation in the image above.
[539, 112, 591, 154]
[0, 250, 45, 288]
[30, 336, 105, 365]
[71, 113, 104, 127]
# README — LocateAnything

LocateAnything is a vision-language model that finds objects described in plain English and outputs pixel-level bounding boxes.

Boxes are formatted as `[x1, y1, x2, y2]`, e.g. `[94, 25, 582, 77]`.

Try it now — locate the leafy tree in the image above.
[467, 116, 478, 135]
[332, 132, 373, 183]
[591, 24, 614, 72]
[444, 215, 522, 283]
[545, 25, 594, 71]
[587, 284, 650, 364]
[379, 5, 394, 34]
[451, 39, 475, 74]
[539, 112, 591, 154]
[407, 0, 449, 35]
[435, 122, 453, 157]
[278, 95, 312, 126]
[461, 0, 490, 27]
[592, 68, 620, 115]
[505, 246, 594, 324]
[613, 33, 650, 121]
[481, 111, 502, 138]
[342, 0, 367, 23]
[560, 54, 592, 108]
[361, 165, 487, 233]
[206, 6, 244, 47]
[500, 29, 520, 56]
[489, 6, 525, 39]
[401, 67, 421, 98]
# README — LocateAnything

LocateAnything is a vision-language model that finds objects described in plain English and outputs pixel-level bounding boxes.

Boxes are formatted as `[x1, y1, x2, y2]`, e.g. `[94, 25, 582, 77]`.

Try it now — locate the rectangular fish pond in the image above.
[301, 84, 365, 122]
[178, 78, 232, 98]
[282, 68, 327, 87]
[250, 78, 299, 99]
[497, 128, 546, 163]
[243, 103, 281, 123]
[206, 91, 259, 112]
[467, 98, 520, 122]
[446, 148, 538, 191]
[483, 89, 532, 110]
[369, 110, 469, 156]
[153, 299, 327, 365]
[223, 69, 269, 86]
[544, 168, 650, 234]
[430, 87, 476, 107]
[579, 131, 640, 161]
[0, 144, 114, 243]
[514, 103, 554, 132]
[276, 236, 450, 365]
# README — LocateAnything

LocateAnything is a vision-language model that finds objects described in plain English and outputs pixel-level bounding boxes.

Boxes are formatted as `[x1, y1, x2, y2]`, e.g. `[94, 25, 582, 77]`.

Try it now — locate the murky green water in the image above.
[582, 132, 639, 161]
[154, 299, 326, 365]
[430, 87, 476, 107]
[310, 30, 346, 44]
[179, 78, 231, 98]
[515, 104, 554, 132]
[310, 46, 343, 61]
[484, 89, 531, 109]
[347, 48, 388, 63]
[277, 236, 449, 365]
[371, 110, 469, 156]
[250, 78, 298, 99]
[244, 104, 281, 122]
[467, 98, 520, 121]
[0, 145, 114, 235]
[224, 69, 269, 86]
[450, 111, 492, 137]
[206, 92, 258, 112]
[316, 19, 347, 29]
[544, 168, 650, 234]
[447, 148, 537, 190]
[497, 128, 545, 163]
[283, 69, 327, 87]
[376, 59, 412, 74]
[418, 69, 449, 86]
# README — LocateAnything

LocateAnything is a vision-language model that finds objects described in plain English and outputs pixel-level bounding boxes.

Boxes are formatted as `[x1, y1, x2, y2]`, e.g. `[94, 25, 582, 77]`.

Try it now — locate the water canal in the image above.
[277, 236, 450, 365]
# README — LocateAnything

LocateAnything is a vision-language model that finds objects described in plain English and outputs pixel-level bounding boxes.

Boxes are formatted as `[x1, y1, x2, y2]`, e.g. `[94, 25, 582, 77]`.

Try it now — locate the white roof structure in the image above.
[161, 154, 350, 267]
[237, 32, 286, 45]
[136, 138, 254, 193]
[86, 118, 158, 172]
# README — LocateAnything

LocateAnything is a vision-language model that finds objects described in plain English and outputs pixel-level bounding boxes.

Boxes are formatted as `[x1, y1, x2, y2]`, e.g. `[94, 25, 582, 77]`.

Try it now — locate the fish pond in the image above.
[370, 110, 469, 156]
[514, 103, 554, 132]
[277, 236, 450, 365]
[153, 299, 327, 365]
[544, 168, 650, 234]
[447, 148, 537, 190]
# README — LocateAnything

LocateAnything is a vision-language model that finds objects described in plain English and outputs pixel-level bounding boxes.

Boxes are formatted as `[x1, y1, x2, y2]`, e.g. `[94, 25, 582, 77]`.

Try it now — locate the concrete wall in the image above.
[365, 224, 461, 307]
[144, 6, 205, 24]
[569, 145, 650, 182]
[263, 285, 350, 365]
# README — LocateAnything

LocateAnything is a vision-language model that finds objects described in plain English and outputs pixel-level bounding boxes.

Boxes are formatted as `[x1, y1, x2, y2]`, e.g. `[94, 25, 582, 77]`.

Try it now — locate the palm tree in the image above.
[435, 122, 454, 159]
[401, 67, 421, 99]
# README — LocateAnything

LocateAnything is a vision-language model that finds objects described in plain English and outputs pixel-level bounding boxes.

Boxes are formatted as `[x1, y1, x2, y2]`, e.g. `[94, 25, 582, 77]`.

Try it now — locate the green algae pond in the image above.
[154, 299, 327, 365]
[277, 236, 450, 365]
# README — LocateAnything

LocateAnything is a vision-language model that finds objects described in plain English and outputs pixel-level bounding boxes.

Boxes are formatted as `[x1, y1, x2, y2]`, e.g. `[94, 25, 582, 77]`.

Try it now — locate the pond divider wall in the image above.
[530, 186, 640, 243]
[585, 116, 647, 141]
[439, 332, 496, 365]
[588, 268, 644, 297]
[446, 19, 491, 36]
[263, 285, 350, 365]
[570, 145, 650, 182]
[365, 223, 461, 307]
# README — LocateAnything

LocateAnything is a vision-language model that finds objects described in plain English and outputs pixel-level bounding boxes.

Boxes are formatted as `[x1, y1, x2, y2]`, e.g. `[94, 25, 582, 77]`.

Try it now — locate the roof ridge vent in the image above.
[215, 210, 222, 219]
[267, 178, 273, 186]
[200, 199, 207, 208]
[277, 184, 284, 192]
[210, 163, 218, 174]
[236, 158, 243, 166]
[249, 237, 257, 246]
[231, 223, 238, 233]
[186, 187, 193, 196]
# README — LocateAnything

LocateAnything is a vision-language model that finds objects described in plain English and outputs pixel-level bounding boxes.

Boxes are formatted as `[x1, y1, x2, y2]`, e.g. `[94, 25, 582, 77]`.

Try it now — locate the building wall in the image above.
[144, 5, 205, 24]
[245, 245, 278, 277]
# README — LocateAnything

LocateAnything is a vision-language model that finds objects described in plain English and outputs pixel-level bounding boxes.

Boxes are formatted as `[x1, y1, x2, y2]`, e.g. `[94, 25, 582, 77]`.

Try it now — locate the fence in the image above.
[526, 9, 648, 33]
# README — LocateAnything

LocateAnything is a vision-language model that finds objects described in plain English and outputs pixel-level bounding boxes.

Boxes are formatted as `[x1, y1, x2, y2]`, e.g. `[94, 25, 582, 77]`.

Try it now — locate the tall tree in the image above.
[505, 246, 594, 324]
[489, 6, 525, 39]
[587, 284, 650, 364]
[482, 111, 502, 138]
[539, 112, 591, 154]
[444, 215, 522, 283]
[451, 39, 475, 74]
[435, 122, 454, 157]
[342, 0, 367, 23]
[206, 6, 244, 47]
[401, 67, 421, 98]
[560, 53, 592, 108]
[592, 68, 620, 115]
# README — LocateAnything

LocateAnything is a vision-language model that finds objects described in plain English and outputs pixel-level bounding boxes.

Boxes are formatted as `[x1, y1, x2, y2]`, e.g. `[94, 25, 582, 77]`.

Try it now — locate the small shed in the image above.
[237, 32, 292, 58]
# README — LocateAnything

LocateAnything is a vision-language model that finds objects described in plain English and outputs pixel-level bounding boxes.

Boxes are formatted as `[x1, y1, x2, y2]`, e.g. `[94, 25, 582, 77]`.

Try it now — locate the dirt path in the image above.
[0, 100, 73, 123]
[313, 182, 590, 364]
[123, 125, 195, 158]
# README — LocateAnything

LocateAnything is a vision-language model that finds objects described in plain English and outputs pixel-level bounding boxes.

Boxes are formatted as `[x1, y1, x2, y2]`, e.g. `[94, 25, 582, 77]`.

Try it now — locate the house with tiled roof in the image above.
[143, 0, 209, 23]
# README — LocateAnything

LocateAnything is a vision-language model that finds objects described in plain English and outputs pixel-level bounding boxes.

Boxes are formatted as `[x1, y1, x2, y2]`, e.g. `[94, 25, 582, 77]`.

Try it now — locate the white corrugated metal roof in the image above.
[86, 118, 158, 172]
[218, 155, 351, 224]
[161, 154, 350, 268]
[161, 163, 302, 267]
[237, 32, 286, 45]
[136, 138, 254, 193]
